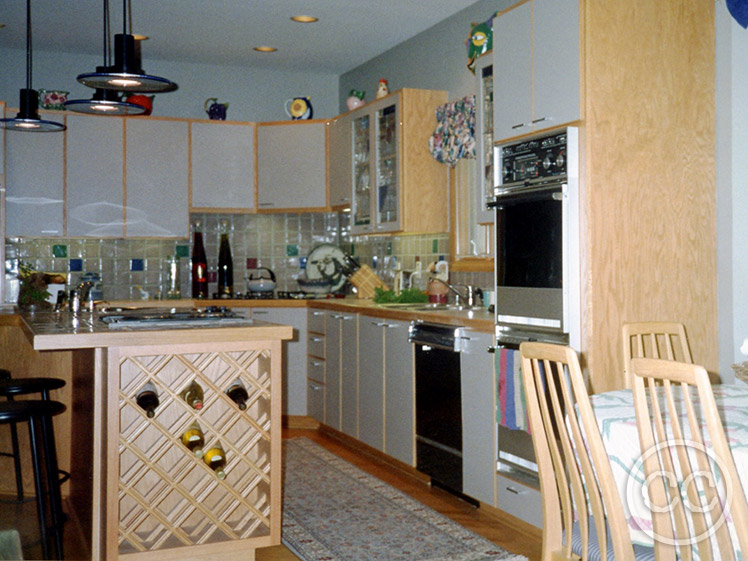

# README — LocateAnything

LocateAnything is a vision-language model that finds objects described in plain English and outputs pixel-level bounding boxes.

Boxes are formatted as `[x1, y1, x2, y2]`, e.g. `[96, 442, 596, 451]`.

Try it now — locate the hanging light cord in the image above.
[25, 0, 32, 90]
[103, 0, 109, 66]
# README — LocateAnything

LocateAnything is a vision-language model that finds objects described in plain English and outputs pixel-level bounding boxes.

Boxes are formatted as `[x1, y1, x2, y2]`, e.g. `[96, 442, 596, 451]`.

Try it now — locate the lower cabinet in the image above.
[383, 320, 414, 466]
[251, 307, 307, 416]
[358, 316, 386, 450]
[324, 311, 342, 430]
[307, 310, 326, 423]
[496, 473, 543, 528]
[324, 311, 358, 434]
[460, 329, 497, 506]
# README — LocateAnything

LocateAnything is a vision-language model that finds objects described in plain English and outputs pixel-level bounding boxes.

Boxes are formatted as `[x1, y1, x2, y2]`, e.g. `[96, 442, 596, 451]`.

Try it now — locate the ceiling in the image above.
[0, 0, 482, 74]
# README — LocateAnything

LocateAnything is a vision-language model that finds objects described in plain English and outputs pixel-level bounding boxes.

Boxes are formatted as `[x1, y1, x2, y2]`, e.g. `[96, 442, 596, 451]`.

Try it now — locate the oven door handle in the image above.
[488, 183, 565, 207]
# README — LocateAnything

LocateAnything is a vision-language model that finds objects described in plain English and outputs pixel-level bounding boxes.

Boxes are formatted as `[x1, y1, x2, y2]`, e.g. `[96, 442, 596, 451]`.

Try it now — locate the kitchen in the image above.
[0, 0, 746, 559]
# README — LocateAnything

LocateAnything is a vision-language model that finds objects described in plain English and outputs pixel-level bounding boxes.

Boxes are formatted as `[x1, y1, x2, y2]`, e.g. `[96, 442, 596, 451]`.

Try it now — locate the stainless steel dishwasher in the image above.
[409, 321, 466, 497]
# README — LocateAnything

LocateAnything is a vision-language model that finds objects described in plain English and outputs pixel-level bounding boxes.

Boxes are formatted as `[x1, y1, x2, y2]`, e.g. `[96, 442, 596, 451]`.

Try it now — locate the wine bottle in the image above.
[204, 443, 227, 480]
[226, 378, 249, 410]
[217, 220, 233, 298]
[181, 422, 205, 458]
[135, 382, 159, 418]
[181, 380, 204, 410]
[191, 220, 208, 299]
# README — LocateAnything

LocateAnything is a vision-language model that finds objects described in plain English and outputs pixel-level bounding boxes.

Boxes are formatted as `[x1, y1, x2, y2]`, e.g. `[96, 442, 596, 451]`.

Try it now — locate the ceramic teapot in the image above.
[247, 267, 276, 292]
[204, 98, 229, 120]
[284, 97, 313, 120]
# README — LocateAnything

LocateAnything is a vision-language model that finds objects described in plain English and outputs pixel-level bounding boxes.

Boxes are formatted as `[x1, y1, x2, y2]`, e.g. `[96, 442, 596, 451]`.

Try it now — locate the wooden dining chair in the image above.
[630, 358, 748, 561]
[622, 322, 692, 388]
[520, 342, 653, 561]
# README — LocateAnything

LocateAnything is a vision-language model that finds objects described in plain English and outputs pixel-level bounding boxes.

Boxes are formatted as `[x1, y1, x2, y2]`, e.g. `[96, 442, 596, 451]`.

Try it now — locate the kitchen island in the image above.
[8, 308, 293, 561]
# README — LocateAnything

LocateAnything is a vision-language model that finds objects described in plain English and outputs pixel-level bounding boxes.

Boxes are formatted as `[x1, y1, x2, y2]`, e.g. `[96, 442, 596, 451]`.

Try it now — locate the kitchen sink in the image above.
[375, 303, 480, 312]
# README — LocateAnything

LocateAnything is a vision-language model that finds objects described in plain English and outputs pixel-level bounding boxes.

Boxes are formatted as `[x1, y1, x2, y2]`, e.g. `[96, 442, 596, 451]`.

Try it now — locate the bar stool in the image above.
[0, 400, 66, 560]
[0, 376, 69, 502]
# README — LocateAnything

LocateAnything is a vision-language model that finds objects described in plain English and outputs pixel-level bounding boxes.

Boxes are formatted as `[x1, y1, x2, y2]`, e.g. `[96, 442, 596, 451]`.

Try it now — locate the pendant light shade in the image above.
[65, 1, 147, 115]
[0, 0, 66, 132]
[77, 0, 177, 94]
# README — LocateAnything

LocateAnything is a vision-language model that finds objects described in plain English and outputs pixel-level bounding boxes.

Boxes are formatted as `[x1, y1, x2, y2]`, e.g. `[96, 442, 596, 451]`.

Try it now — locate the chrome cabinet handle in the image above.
[511, 123, 526, 130]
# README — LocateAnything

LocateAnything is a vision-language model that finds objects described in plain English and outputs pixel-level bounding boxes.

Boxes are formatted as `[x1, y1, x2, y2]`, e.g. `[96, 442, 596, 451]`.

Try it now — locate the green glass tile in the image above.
[432, 239, 438, 253]
[175, 245, 189, 258]
[286, 244, 299, 257]
[52, 244, 67, 258]
[387, 242, 392, 255]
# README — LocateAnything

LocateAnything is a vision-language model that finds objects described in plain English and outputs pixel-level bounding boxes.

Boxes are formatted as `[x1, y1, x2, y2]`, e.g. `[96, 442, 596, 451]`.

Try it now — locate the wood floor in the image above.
[0, 428, 542, 560]
[256, 428, 542, 561]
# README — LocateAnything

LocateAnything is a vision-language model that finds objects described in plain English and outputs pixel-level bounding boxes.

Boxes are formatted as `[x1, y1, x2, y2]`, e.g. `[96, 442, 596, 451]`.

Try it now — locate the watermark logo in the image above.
[624, 439, 733, 546]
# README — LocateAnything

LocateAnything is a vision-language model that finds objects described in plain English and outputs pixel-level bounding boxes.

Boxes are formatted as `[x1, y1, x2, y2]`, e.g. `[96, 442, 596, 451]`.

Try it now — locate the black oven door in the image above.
[490, 184, 565, 331]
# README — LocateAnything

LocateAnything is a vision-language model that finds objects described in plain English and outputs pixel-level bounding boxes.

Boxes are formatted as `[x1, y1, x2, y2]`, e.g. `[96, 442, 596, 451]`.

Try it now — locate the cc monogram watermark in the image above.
[624, 439, 734, 546]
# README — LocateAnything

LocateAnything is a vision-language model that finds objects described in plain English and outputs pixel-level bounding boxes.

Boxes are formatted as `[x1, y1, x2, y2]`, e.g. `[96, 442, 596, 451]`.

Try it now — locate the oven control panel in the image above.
[499, 131, 568, 185]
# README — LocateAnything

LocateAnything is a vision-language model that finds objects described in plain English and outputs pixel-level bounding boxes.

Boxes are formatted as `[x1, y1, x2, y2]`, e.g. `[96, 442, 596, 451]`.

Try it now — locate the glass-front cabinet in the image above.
[344, 88, 447, 235]
[475, 55, 494, 225]
[351, 96, 401, 234]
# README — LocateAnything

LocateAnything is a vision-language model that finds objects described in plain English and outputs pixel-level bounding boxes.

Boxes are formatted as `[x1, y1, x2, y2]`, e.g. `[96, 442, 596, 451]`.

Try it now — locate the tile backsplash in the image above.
[5, 211, 453, 302]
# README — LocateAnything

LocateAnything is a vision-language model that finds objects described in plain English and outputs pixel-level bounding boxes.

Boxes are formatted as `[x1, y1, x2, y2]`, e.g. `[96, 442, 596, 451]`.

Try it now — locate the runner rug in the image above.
[281, 438, 528, 561]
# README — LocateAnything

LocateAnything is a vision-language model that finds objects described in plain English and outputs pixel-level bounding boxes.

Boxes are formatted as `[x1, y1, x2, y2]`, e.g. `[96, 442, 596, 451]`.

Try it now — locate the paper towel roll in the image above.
[741, 338, 748, 356]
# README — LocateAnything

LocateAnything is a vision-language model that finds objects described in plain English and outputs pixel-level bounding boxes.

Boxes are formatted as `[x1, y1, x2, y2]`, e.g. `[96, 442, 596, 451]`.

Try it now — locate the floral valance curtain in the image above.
[429, 95, 476, 168]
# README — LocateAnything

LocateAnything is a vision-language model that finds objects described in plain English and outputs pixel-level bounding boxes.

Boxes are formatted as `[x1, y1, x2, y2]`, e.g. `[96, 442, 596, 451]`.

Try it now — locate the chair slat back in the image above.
[623, 322, 692, 388]
[630, 358, 748, 561]
[520, 342, 635, 561]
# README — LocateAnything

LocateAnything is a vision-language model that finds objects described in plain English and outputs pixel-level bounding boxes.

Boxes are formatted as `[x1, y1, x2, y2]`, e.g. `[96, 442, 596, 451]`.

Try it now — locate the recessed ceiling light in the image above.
[291, 15, 318, 23]
[254, 46, 277, 53]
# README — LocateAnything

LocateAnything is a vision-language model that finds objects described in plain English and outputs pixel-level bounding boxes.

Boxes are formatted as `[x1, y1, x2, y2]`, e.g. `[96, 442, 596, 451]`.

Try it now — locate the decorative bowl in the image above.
[297, 277, 333, 295]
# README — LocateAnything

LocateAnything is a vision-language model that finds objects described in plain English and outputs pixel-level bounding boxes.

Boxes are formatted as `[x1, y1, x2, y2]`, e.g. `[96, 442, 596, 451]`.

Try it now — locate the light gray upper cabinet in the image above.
[66, 114, 125, 237]
[252, 307, 307, 416]
[125, 118, 189, 237]
[256, 120, 327, 211]
[493, 0, 579, 141]
[190, 121, 255, 211]
[358, 316, 385, 451]
[326, 114, 352, 208]
[383, 319, 414, 466]
[460, 330, 497, 506]
[4, 109, 65, 237]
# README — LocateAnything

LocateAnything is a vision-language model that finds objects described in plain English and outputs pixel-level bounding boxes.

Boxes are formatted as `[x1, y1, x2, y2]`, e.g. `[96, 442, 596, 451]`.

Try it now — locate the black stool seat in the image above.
[0, 400, 66, 423]
[0, 378, 66, 398]
[0, 399, 66, 559]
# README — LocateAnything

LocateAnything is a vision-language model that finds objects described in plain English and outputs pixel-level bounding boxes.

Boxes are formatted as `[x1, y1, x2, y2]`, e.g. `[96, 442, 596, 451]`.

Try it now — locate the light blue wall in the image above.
[339, 0, 513, 109]
[0, 47, 339, 122]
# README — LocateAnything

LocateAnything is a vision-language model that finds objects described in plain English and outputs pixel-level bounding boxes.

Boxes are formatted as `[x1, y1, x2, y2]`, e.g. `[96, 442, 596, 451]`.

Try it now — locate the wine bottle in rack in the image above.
[181, 422, 205, 458]
[204, 443, 227, 480]
[226, 378, 249, 410]
[135, 382, 159, 418]
[181, 380, 204, 410]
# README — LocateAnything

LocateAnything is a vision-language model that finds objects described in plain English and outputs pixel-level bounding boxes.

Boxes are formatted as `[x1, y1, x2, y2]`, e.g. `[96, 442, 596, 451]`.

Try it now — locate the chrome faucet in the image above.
[429, 279, 480, 307]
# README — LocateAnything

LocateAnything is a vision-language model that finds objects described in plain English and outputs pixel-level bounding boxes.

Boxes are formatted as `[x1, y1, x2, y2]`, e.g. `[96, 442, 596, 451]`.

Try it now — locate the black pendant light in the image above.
[0, 0, 66, 132]
[65, 0, 146, 115]
[76, 0, 177, 93]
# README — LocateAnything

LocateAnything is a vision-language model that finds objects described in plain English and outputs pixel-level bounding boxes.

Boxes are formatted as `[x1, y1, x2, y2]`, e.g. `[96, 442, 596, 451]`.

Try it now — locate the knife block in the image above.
[349, 264, 388, 299]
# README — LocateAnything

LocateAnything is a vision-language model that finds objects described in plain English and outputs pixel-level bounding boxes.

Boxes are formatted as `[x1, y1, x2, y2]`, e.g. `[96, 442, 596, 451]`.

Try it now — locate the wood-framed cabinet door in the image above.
[327, 113, 352, 208]
[384, 319, 414, 466]
[357, 316, 385, 450]
[190, 121, 255, 212]
[66, 113, 125, 237]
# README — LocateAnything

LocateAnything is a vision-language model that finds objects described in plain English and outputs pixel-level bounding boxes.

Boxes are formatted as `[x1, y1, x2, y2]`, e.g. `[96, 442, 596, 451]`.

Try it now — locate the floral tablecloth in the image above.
[589, 381, 748, 547]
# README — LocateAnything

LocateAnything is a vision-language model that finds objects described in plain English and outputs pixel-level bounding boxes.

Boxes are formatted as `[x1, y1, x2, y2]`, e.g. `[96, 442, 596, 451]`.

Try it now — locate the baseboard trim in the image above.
[317, 424, 430, 484]
[283, 415, 320, 430]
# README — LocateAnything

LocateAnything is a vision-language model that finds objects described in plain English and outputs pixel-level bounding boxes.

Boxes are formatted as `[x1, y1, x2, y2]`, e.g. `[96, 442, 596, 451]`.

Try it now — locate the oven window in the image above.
[497, 195, 562, 289]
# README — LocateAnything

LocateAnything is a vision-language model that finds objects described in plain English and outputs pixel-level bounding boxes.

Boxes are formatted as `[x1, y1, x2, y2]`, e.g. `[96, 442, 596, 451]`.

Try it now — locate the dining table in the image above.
[589, 379, 748, 547]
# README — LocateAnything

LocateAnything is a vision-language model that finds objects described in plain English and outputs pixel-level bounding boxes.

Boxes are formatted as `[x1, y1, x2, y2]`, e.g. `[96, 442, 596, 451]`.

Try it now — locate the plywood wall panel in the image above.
[583, 0, 717, 392]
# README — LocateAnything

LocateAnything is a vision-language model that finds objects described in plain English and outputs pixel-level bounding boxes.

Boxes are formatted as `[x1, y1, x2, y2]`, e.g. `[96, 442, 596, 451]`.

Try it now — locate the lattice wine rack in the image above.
[116, 346, 275, 556]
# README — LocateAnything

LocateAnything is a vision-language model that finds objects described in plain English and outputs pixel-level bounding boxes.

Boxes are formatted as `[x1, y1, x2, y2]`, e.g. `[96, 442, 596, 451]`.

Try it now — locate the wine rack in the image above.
[114, 343, 278, 558]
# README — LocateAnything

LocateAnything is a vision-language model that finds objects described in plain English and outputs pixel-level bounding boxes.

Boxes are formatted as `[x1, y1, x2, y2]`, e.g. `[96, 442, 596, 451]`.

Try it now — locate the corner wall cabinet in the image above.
[493, 0, 579, 141]
[256, 120, 327, 211]
[326, 113, 353, 208]
[125, 118, 190, 237]
[4, 108, 65, 237]
[66, 114, 125, 237]
[344, 89, 448, 235]
[191, 121, 255, 212]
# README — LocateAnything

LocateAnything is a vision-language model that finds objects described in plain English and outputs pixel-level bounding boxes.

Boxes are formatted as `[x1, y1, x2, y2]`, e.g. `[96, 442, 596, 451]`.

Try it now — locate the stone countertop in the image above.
[17, 309, 294, 351]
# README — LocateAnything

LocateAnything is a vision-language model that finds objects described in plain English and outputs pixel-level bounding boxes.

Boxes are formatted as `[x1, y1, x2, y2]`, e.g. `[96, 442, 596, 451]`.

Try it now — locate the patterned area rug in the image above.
[282, 438, 528, 561]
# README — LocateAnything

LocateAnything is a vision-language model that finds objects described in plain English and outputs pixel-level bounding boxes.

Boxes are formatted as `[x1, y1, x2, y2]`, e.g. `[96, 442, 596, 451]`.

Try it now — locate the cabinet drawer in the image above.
[308, 334, 325, 358]
[307, 379, 325, 422]
[496, 473, 542, 528]
[308, 309, 326, 333]
[307, 356, 325, 383]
